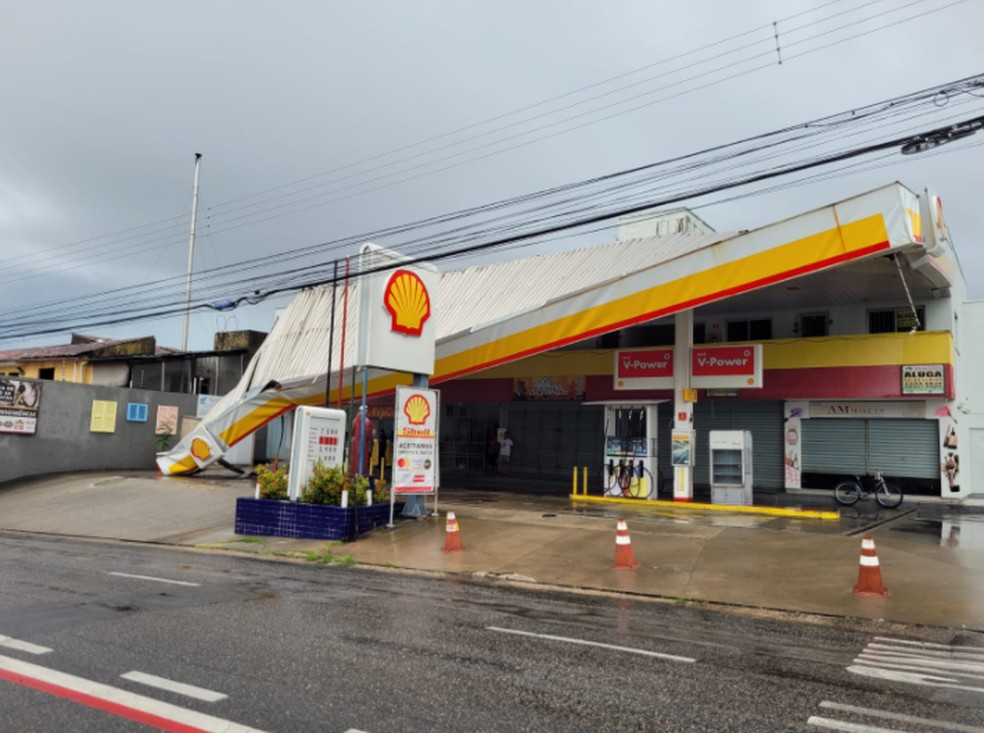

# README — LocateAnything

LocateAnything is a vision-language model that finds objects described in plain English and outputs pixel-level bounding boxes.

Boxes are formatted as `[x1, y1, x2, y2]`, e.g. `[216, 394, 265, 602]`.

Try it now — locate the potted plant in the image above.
[255, 461, 288, 500]
[235, 460, 401, 541]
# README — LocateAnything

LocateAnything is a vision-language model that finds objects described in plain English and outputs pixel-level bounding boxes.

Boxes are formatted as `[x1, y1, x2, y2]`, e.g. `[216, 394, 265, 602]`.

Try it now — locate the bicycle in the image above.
[833, 471, 903, 508]
[601, 461, 655, 500]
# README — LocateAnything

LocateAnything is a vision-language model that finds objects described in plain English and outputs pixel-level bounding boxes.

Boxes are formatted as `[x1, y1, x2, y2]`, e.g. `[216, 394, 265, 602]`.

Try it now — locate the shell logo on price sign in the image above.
[393, 387, 439, 494]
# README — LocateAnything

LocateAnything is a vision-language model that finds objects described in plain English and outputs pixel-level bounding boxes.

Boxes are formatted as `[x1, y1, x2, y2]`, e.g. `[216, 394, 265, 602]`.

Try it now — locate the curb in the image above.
[569, 494, 840, 520]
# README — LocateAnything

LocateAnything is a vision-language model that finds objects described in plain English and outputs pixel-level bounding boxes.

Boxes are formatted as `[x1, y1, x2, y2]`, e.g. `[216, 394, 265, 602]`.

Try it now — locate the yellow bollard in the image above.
[582, 466, 588, 496]
[572, 466, 578, 495]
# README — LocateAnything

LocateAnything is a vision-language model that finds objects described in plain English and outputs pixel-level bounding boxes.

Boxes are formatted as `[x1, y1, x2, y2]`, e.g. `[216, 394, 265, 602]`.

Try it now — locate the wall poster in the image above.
[90, 400, 118, 433]
[0, 378, 42, 435]
[155, 405, 179, 436]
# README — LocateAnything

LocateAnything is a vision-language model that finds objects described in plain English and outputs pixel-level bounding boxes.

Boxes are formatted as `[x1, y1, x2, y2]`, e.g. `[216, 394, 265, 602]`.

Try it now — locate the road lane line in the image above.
[486, 626, 696, 663]
[857, 653, 984, 677]
[867, 643, 984, 660]
[848, 664, 984, 694]
[0, 635, 52, 655]
[0, 653, 264, 733]
[108, 572, 200, 587]
[807, 715, 913, 732]
[819, 701, 984, 732]
[121, 671, 228, 703]
[873, 637, 984, 653]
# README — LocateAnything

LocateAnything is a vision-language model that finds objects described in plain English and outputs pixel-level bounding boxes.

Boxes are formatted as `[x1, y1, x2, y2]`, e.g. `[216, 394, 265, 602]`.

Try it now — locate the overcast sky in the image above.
[1, 0, 982, 352]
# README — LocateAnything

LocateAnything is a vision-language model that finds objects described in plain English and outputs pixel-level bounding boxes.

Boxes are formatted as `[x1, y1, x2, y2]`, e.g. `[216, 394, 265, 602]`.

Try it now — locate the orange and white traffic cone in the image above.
[443, 511, 464, 553]
[612, 519, 640, 570]
[853, 535, 889, 597]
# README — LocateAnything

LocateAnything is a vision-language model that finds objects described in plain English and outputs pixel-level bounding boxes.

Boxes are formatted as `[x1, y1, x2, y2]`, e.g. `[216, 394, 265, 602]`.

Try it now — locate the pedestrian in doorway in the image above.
[486, 433, 500, 472]
[498, 432, 513, 474]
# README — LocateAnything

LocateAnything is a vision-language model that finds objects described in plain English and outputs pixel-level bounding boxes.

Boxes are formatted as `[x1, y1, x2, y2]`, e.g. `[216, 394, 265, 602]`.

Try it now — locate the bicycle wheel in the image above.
[876, 482, 903, 508]
[834, 481, 861, 506]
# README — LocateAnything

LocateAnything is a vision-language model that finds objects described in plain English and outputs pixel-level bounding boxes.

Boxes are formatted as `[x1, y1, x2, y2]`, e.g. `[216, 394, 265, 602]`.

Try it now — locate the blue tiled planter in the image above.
[235, 498, 404, 541]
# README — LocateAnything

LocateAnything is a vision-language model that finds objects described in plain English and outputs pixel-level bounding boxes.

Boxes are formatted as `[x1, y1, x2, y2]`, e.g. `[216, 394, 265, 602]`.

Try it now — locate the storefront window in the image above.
[868, 306, 925, 333]
[727, 318, 771, 341]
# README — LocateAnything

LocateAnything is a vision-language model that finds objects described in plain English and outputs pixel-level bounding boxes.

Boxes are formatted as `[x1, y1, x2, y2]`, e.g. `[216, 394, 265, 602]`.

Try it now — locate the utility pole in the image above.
[181, 153, 203, 352]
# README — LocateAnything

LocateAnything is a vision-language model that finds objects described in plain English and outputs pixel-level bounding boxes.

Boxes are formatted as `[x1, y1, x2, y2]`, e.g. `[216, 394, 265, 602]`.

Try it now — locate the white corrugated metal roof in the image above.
[436, 232, 729, 338]
[208, 231, 731, 412]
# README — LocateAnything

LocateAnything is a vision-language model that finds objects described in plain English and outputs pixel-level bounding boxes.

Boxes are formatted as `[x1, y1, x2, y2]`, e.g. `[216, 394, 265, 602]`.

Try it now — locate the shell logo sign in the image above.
[383, 269, 431, 337]
[403, 393, 431, 425]
[190, 437, 212, 461]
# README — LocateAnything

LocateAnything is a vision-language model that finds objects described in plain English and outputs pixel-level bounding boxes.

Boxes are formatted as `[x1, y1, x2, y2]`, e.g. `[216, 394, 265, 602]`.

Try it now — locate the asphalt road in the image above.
[0, 531, 982, 733]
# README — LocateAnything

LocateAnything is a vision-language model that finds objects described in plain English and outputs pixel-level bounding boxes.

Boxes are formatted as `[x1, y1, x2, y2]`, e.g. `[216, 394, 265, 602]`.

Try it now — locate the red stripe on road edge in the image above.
[0, 667, 210, 733]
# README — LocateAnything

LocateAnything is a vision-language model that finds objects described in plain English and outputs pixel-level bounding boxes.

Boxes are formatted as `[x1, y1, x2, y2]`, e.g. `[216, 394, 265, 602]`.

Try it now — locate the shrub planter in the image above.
[235, 497, 404, 541]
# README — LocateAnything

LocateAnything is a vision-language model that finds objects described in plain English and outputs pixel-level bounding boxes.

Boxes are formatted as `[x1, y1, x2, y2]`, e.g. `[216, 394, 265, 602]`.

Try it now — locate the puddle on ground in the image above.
[885, 515, 984, 549]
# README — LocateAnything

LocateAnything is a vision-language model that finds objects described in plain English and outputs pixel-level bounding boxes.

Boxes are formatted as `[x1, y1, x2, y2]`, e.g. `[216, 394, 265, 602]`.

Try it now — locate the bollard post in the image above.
[572, 466, 577, 495]
[582, 466, 588, 496]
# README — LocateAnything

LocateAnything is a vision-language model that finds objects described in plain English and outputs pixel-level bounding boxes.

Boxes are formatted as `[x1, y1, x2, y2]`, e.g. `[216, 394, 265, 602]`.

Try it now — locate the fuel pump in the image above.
[603, 404, 659, 498]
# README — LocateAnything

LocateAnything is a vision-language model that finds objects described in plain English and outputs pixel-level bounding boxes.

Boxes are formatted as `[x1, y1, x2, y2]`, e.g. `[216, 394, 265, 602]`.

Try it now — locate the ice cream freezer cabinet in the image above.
[709, 430, 753, 506]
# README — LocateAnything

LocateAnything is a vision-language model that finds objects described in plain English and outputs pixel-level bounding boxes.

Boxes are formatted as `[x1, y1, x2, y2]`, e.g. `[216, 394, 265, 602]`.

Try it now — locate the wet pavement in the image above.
[2, 471, 984, 631]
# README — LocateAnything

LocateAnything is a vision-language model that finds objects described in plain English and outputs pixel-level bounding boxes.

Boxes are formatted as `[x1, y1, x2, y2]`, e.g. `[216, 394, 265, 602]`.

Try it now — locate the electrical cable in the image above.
[4, 0, 969, 283]
[2, 112, 980, 339]
[2, 86, 981, 332]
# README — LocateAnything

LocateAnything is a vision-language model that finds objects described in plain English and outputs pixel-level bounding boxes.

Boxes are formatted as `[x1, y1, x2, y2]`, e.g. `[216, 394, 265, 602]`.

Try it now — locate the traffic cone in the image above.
[853, 535, 889, 597]
[443, 511, 464, 553]
[612, 519, 640, 570]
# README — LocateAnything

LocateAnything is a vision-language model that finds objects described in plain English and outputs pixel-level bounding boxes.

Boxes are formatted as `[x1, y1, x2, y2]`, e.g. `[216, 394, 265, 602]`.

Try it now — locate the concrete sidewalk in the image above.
[2, 472, 983, 631]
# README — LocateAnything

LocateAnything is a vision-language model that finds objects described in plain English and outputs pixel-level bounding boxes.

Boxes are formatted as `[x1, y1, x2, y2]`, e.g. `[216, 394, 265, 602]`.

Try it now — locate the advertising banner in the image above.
[901, 364, 945, 395]
[513, 376, 584, 401]
[614, 348, 674, 390]
[671, 431, 693, 467]
[0, 378, 42, 435]
[392, 386, 438, 494]
[690, 344, 763, 389]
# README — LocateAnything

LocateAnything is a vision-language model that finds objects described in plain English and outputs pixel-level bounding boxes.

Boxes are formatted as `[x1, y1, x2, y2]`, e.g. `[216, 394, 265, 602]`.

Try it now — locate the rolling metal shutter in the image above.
[507, 402, 604, 479]
[692, 401, 784, 489]
[802, 419, 867, 475]
[801, 418, 938, 480]
[868, 419, 940, 480]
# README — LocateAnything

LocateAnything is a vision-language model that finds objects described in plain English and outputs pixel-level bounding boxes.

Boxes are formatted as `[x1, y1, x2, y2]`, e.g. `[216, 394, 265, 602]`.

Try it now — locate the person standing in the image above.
[486, 433, 500, 472]
[498, 432, 514, 474]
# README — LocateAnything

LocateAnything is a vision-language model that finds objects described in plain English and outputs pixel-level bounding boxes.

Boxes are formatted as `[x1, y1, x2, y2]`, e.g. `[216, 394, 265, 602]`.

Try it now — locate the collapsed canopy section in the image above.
[158, 182, 925, 475]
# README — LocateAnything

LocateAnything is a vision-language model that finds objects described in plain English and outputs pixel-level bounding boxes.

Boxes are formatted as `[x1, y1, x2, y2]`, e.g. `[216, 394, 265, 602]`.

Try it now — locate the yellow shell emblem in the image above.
[191, 438, 211, 461]
[383, 269, 431, 337]
[403, 394, 431, 425]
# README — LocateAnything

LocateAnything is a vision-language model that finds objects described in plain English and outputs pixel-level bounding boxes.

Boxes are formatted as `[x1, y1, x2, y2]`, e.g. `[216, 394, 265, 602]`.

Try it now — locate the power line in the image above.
[2, 78, 980, 332]
[2, 112, 979, 340]
[4, 0, 968, 285]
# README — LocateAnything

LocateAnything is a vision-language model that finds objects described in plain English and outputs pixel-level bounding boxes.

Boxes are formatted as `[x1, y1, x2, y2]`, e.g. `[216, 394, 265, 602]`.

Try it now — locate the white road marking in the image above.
[107, 572, 200, 587]
[848, 665, 984, 694]
[121, 671, 227, 702]
[0, 635, 52, 655]
[819, 701, 984, 733]
[873, 636, 984, 652]
[849, 637, 984, 694]
[808, 716, 913, 733]
[867, 643, 984, 660]
[856, 654, 984, 677]
[0, 653, 264, 732]
[486, 626, 696, 663]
